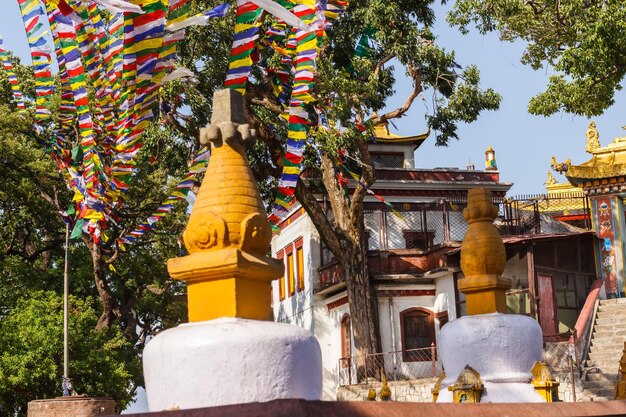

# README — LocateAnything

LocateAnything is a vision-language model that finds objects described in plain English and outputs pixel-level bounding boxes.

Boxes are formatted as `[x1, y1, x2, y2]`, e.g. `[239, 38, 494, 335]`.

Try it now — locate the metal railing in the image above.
[338, 345, 442, 386]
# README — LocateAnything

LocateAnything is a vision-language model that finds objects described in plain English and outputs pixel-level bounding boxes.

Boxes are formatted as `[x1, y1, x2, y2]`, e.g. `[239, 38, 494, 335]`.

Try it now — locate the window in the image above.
[400, 308, 435, 361]
[277, 251, 285, 301]
[287, 252, 295, 296]
[341, 315, 352, 365]
[403, 230, 435, 250]
[371, 152, 404, 168]
[296, 246, 305, 292]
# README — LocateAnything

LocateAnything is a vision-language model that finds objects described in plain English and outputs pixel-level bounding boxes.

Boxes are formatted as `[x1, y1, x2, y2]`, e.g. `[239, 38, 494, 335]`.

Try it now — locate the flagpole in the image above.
[63, 222, 69, 382]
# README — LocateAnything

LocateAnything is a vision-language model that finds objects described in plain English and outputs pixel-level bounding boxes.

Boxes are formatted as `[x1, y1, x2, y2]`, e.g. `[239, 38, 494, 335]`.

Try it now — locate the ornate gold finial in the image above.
[379, 373, 392, 401]
[431, 371, 445, 402]
[448, 365, 484, 403]
[531, 361, 560, 402]
[614, 342, 626, 400]
[550, 156, 571, 174]
[167, 89, 284, 322]
[586, 121, 600, 153]
[458, 188, 511, 315]
[545, 171, 557, 186]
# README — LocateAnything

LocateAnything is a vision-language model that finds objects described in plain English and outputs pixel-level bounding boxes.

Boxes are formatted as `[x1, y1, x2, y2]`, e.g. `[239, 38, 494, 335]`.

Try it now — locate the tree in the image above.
[0, 49, 187, 407]
[448, 0, 626, 116]
[0, 291, 138, 416]
[170, 0, 501, 359]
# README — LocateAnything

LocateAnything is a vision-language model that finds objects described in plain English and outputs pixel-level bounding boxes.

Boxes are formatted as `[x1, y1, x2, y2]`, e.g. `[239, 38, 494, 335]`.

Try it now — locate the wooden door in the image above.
[538, 274, 557, 336]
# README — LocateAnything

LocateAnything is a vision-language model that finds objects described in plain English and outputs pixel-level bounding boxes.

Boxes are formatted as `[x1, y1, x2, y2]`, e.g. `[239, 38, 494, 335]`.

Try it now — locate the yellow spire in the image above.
[167, 89, 284, 322]
[457, 188, 511, 315]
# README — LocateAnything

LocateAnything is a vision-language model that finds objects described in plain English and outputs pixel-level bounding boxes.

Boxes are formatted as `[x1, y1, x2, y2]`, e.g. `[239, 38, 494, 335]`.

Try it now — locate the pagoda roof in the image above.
[562, 122, 626, 185]
[370, 120, 430, 149]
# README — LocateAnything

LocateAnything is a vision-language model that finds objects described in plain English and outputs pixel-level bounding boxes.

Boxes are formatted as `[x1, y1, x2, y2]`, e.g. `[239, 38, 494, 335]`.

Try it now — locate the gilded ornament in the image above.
[586, 121, 600, 153]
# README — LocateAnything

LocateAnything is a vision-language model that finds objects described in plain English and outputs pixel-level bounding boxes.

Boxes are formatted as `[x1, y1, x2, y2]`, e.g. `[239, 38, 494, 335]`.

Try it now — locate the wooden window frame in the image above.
[340, 314, 352, 366]
[296, 246, 305, 293]
[399, 307, 435, 362]
[436, 310, 449, 330]
[287, 251, 295, 296]
[277, 250, 285, 301]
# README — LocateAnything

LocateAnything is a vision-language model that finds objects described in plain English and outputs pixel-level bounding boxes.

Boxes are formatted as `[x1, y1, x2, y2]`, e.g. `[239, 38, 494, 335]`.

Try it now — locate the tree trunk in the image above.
[87, 239, 117, 331]
[341, 240, 382, 381]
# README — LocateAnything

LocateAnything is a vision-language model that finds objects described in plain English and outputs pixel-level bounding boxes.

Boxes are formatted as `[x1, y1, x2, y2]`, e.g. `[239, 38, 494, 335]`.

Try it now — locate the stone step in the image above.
[591, 328, 626, 338]
[585, 372, 619, 383]
[583, 395, 612, 402]
[595, 316, 626, 326]
[592, 323, 626, 332]
[590, 337, 626, 348]
[598, 302, 626, 311]
[583, 380, 617, 389]
[585, 361, 620, 373]
[588, 351, 622, 361]
[599, 298, 626, 305]
[582, 387, 615, 398]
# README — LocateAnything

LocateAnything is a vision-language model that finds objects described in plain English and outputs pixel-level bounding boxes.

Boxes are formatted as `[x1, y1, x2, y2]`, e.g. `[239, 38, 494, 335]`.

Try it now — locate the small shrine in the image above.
[553, 122, 626, 298]
[368, 115, 429, 169]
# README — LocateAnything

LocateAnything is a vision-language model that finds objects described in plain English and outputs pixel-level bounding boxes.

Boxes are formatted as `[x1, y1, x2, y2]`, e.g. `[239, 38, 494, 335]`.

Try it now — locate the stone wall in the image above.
[28, 397, 115, 417]
[337, 378, 438, 402]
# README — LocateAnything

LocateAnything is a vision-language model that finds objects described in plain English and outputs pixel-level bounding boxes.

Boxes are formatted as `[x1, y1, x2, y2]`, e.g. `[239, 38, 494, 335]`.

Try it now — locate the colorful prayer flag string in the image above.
[17, 0, 55, 120]
[0, 37, 26, 110]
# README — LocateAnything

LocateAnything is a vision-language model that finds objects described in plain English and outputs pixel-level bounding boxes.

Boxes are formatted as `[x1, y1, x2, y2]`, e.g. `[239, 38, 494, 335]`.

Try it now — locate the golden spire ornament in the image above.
[168, 89, 284, 322]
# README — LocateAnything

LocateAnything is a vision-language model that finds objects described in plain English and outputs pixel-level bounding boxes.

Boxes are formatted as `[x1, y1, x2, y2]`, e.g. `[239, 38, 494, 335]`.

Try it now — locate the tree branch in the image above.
[368, 65, 423, 124]
[295, 179, 342, 257]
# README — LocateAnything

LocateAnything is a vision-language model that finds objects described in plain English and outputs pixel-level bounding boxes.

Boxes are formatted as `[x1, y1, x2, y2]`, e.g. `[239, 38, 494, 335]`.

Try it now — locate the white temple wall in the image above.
[271, 210, 318, 332]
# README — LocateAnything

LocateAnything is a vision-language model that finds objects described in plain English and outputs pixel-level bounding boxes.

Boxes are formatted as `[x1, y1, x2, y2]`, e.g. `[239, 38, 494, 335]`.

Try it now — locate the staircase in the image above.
[582, 298, 626, 401]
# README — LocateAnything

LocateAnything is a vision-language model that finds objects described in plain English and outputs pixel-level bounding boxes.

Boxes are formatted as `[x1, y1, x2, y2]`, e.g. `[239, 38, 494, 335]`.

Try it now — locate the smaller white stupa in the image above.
[435, 188, 545, 403]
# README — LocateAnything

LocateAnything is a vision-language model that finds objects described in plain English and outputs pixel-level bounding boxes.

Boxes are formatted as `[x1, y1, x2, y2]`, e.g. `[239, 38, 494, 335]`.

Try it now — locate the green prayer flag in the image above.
[71, 145, 83, 166]
[70, 219, 84, 240]
[67, 203, 75, 216]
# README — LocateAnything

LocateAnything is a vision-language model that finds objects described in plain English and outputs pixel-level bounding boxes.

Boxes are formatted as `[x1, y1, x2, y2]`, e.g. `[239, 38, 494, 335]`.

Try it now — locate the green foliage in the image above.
[448, 0, 626, 116]
[0, 41, 187, 411]
[0, 291, 138, 416]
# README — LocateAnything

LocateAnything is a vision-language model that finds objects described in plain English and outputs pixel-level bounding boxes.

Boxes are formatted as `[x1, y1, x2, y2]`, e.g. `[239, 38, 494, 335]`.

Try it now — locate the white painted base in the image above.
[437, 313, 544, 403]
[143, 318, 322, 411]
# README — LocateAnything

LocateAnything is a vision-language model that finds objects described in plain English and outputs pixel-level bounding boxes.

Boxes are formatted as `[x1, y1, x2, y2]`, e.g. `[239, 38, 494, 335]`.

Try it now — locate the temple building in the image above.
[270, 121, 513, 399]
[553, 122, 626, 298]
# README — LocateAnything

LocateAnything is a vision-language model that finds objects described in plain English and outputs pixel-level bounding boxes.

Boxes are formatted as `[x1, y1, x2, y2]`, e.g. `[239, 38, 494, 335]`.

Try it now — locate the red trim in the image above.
[284, 242, 294, 255]
[294, 236, 304, 249]
[276, 250, 284, 260]
[327, 296, 349, 311]
[378, 289, 435, 297]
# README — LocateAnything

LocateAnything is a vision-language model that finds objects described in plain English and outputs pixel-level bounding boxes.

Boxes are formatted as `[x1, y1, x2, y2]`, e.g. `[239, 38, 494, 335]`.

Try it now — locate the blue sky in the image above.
[3, 2, 626, 196]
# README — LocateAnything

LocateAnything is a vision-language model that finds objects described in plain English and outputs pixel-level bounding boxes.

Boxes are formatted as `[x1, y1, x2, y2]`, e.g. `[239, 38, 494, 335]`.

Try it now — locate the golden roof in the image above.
[454, 365, 483, 387]
[565, 122, 626, 182]
[371, 115, 430, 148]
